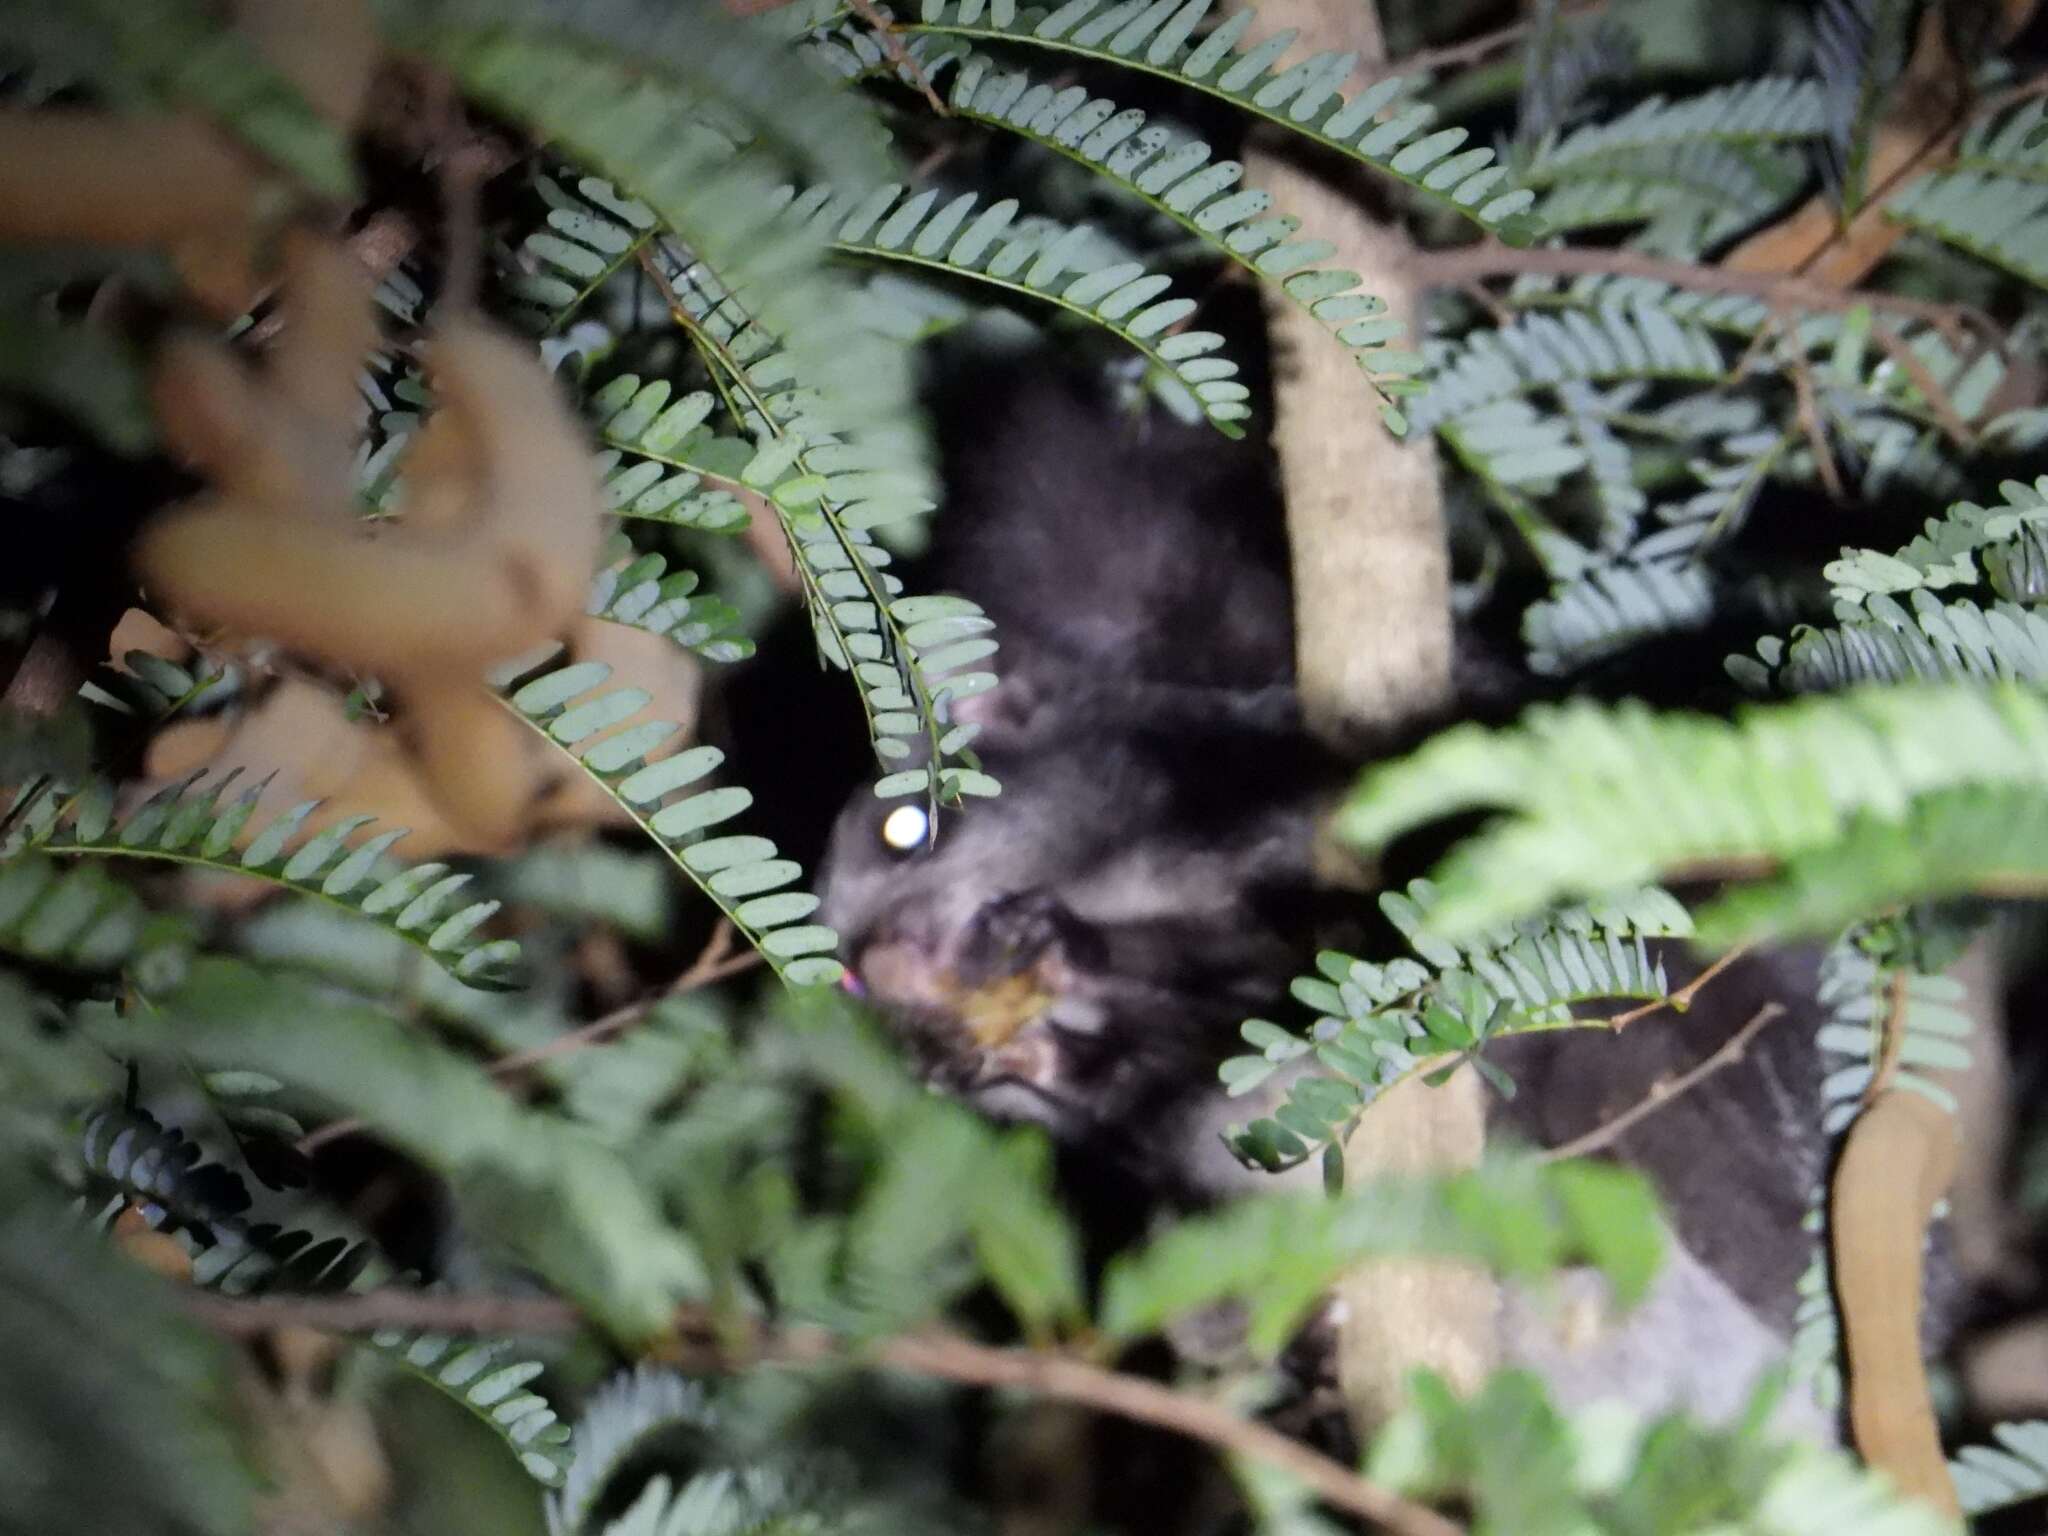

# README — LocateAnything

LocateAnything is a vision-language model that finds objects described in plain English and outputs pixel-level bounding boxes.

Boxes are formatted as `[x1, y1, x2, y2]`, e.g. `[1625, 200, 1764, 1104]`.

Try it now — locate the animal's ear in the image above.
[948, 659, 1058, 753]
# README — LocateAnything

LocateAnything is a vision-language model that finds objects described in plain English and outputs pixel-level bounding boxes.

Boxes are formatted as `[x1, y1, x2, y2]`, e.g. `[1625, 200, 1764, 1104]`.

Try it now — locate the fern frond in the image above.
[80, 1102, 253, 1238]
[934, 55, 1424, 428]
[137, 956, 706, 1336]
[392, 0, 895, 191]
[1531, 142, 1801, 249]
[1730, 478, 2048, 691]
[1787, 1239, 1843, 1409]
[1410, 306, 1727, 434]
[1814, 0, 1913, 216]
[412, 21, 927, 490]
[1951, 1419, 2048, 1516]
[504, 173, 661, 335]
[797, 181, 1249, 433]
[588, 545, 753, 665]
[1700, 784, 2048, 941]
[1753, 589, 2048, 693]
[1338, 682, 2048, 942]
[1434, 402, 1586, 573]
[594, 1466, 839, 1536]
[80, 647, 238, 723]
[900, 0, 1541, 244]
[1631, 426, 1794, 561]
[1953, 95, 2048, 184]
[1524, 76, 1828, 186]
[1554, 382, 1646, 549]
[368, 1325, 574, 1485]
[1220, 881, 1687, 1172]
[81, 1101, 380, 1297]
[1811, 939, 1971, 1131]
[586, 374, 756, 535]
[645, 248, 998, 808]
[1888, 169, 2048, 290]
[1517, 9, 1637, 148]
[500, 659, 842, 987]
[1503, 272, 1773, 337]
[547, 1366, 721, 1536]
[81, 1098, 575, 1483]
[2, 775, 523, 990]
[1522, 561, 1713, 676]
[1824, 475, 2048, 603]
[0, 855, 181, 973]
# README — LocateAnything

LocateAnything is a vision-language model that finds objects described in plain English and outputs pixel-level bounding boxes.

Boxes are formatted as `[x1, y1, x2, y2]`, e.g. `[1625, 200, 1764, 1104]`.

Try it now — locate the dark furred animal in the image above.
[816, 343, 1899, 1424]
[819, 347, 1345, 1194]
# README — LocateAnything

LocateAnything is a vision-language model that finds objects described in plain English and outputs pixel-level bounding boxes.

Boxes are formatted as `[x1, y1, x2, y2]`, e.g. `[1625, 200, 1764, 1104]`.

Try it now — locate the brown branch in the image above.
[1, 630, 85, 718]
[850, 0, 950, 116]
[185, 1288, 580, 1337]
[1421, 243, 1994, 339]
[874, 1334, 1464, 1536]
[295, 922, 758, 1154]
[1605, 940, 1755, 1032]
[1786, 351, 1847, 503]
[184, 1288, 1465, 1536]
[1353, 0, 1606, 90]
[1538, 1003, 1783, 1164]
[486, 921, 756, 1079]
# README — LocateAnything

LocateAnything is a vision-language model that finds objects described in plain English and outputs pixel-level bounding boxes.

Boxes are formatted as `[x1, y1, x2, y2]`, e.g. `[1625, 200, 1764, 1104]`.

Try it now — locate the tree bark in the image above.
[1222, 0, 1495, 1434]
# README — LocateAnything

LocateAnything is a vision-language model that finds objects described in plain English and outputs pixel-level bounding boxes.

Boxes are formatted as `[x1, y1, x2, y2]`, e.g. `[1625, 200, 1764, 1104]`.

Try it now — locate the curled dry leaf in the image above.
[135, 232, 606, 854]
[0, 0, 380, 314]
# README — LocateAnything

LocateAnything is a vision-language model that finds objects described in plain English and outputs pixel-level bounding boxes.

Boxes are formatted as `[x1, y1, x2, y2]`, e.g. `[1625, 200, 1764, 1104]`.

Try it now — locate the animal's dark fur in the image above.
[812, 340, 1902, 1406]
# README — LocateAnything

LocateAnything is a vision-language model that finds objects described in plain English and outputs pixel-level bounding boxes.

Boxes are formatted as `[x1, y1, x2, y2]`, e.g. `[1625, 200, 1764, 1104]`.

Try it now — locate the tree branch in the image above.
[295, 921, 758, 1154]
[1538, 1003, 1783, 1164]
[1420, 242, 1996, 343]
[1605, 941, 1755, 1032]
[184, 1288, 1466, 1536]
[1353, 0, 1606, 91]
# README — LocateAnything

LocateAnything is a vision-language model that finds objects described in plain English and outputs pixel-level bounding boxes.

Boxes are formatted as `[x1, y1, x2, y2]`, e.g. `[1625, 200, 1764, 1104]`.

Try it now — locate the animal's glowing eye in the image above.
[880, 803, 930, 853]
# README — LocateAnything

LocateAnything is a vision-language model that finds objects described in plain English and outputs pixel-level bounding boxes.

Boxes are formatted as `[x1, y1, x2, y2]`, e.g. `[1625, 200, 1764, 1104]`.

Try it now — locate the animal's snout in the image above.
[958, 886, 1099, 985]
[838, 885, 1100, 1094]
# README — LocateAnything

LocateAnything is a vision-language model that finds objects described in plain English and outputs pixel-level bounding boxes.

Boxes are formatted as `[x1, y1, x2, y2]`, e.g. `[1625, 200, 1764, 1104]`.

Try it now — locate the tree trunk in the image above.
[1223, 0, 1496, 1435]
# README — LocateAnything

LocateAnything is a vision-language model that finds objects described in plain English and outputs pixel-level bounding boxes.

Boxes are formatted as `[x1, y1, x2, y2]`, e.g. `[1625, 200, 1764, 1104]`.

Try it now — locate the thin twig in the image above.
[184, 1288, 579, 1337]
[1606, 940, 1755, 1032]
[1867, 324, 1978, 446]
[1861, 966, 1912, 1109]
[184, 1290, 1465, 1536]
[487, 922, 756, 1079]
[1353, 0, 1606, 90]
[849, 0, 950, 116]
[432, 73, 482, 318]
[295, 923, 759, 1154]
[1539, 1002, 1784, 1163]
[1786, 350, 1847, 502]
[1421, 242, 1995, 340]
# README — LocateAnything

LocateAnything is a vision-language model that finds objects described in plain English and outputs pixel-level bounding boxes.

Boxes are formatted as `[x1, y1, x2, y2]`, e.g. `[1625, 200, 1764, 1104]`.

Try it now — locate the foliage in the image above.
[7, 0, 2048, 1532]
[1100, 1156, 1665, 1356]
[1220, 880, 1690, 1174]
[1950, 1419, 2048, 1517]
[3, 771, 523, 989]
[1366, 1369, 1954, 1536]
[1340, 681, 2048, 945]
